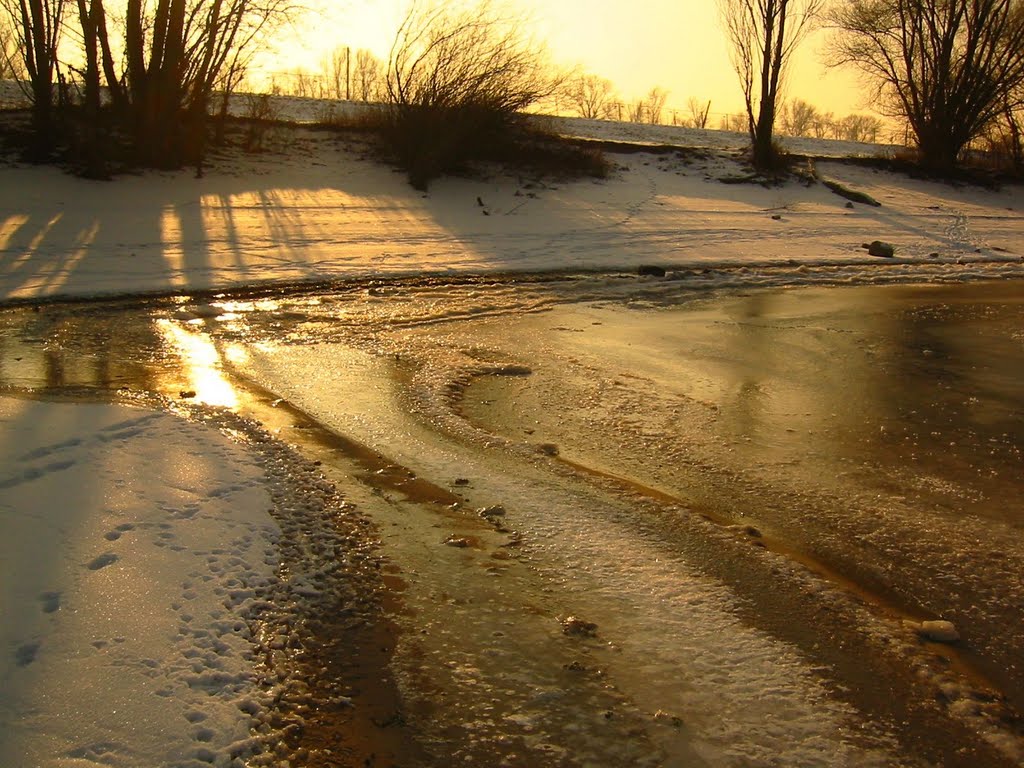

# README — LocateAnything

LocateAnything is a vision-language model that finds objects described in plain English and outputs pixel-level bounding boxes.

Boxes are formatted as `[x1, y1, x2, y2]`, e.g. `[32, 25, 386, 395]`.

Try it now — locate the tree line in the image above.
[1, 0, 1022, 178]
[720, 0, 1024, 171]
[0, 0, 292, 174]
[270, 47, 386, 103]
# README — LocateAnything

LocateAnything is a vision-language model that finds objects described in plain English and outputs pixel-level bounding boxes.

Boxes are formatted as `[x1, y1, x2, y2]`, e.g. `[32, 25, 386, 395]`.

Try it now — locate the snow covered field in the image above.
[1, 109, 1023, 766]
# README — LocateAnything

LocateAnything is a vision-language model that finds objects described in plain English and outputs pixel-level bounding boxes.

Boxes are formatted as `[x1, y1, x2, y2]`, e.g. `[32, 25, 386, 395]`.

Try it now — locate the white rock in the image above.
[917, 620, 960, 643]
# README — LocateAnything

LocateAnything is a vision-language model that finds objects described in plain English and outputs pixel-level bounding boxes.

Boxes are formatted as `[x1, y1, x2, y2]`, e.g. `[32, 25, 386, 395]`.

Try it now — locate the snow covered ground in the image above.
[1, 107, 1022, 766]
[0, 98, 1021, 303]
[0, 393, 379, 767]
[0, 399, 279, 767]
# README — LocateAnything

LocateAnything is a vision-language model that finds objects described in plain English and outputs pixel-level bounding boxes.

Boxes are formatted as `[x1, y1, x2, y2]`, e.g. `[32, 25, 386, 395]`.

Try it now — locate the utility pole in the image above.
[345, 46, 350, 101]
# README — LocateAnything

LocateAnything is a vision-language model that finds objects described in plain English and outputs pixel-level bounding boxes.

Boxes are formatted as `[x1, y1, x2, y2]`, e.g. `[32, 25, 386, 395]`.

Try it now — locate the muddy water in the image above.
[1, 277, 1023, 767]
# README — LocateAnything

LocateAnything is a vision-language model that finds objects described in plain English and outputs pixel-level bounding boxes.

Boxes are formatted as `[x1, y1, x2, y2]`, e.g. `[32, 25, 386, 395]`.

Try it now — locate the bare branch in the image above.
[719, 0, 822, 167]
[827, 0, 1024, 169]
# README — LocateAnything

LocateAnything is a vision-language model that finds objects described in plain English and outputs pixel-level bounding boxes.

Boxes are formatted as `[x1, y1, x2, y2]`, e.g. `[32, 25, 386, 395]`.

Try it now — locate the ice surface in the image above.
[237, 340, 907, 766]
[218, 278, 1024, 765]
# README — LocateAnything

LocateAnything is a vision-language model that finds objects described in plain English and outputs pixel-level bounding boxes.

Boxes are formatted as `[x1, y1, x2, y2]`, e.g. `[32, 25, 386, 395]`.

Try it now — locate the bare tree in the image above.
[835, 113, 883, 143]
[349, 48, 381, 101]
[978, 96, 1022, 169]
[113, 0, 294, 166]
[645, 86, 668, 124]
[283, 68, 323, 98]
[720, 112, 746, 132]
[602, 101, 623, 121]
[320, 46, 382, 101]
[829, 0, 1024, 170]
[1001, 100, 1023, 168]
[211, 1, 291, 143]
[623, 87, 668, 124]
[687, 96, 711, 128]
[811, 110, 834, 139]
[386, 0, 559, 187]
[565, 72, 616, 119]
[71, 0, 107, 175]
[780, 98, 817, 136]
[1, 0, 67, 154]
[720, 0, 822, 168]
[626, 96, 646, 122]
[321, 46, 347, 99]
[0, 15, 26, 79]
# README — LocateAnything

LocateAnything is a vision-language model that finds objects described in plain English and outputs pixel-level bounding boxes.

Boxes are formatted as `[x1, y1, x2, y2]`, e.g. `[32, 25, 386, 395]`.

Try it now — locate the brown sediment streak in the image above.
[556, 455, 889, 605]
[219, 370, 462, 509]
[210, 374, 441, 766]
[552, 453, 1002, 693]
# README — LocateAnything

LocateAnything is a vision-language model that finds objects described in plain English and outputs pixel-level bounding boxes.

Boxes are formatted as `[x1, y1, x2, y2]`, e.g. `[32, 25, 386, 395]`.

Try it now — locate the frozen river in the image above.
[1, 275, 1022, 766]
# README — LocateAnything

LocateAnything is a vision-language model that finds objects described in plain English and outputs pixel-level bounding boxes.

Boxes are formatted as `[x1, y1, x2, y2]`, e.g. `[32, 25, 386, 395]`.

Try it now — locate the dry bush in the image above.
[243, 93, 279, 152]
[486, 123, 612, 180]
[312, 102, 387, 133]
[383, 0, 563, 188]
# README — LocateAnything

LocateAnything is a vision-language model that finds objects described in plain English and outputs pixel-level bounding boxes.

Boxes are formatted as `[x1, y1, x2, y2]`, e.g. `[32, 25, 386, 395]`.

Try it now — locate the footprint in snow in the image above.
[15, 641, 40, 667]
[87, 552, 119, 571]
[38, 591, 61, 613]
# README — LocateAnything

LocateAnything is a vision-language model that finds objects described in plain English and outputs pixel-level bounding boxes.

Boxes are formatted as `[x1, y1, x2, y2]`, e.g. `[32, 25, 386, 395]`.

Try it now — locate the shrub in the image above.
[383, 0, 561, 189]
[243, 93, 279, 152]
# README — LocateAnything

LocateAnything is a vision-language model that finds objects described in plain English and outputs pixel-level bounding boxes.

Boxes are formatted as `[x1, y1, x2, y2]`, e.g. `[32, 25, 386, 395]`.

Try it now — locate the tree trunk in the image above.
[1005, 105, 1022, 171]
[129, 0, 188, 166]
[19, 0, 58, 158]
[95, 0, 127, 114]
[76, 0, 108, 178]
[752, 116, 776, 169]
[125, 0, 147, 106]
[917, 129, 961, 172]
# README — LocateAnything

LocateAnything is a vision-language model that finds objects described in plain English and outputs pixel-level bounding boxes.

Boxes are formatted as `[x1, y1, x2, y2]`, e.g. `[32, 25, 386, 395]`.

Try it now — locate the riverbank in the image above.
[1, 121, 1022, 304]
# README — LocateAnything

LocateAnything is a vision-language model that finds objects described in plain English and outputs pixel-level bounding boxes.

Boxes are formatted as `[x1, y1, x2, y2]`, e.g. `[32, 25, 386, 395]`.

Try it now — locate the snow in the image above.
[1, 101, 1021, 303]
[1, 104, 1022, 765]
[0, 398, 280, 767]
[0, 392, 379, 767]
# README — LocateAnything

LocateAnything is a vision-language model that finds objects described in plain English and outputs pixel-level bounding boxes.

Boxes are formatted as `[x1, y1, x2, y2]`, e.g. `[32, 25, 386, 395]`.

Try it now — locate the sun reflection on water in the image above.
[156, 319, 238, 408]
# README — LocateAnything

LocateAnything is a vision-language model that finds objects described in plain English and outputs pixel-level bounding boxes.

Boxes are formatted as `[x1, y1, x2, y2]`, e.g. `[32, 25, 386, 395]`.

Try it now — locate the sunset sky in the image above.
[274, 0, 871, 121]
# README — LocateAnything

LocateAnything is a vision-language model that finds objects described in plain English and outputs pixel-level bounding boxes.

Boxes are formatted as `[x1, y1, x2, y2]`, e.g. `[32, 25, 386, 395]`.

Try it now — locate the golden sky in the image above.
[277, 0, 871, 121]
